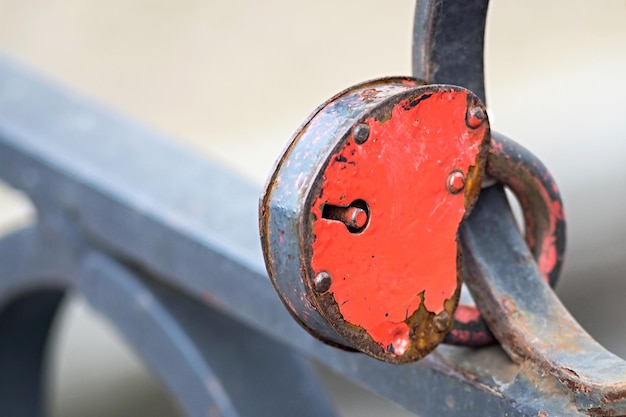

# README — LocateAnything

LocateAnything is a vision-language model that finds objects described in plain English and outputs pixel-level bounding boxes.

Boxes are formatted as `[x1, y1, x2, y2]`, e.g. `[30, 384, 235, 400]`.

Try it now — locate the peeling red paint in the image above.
[310, 90, 487, 353]
[535, 185, 565, 281]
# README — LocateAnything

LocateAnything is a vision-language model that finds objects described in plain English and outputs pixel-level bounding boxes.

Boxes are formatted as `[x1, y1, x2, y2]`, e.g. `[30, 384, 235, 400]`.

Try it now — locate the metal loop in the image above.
[445, 132, 567, 346]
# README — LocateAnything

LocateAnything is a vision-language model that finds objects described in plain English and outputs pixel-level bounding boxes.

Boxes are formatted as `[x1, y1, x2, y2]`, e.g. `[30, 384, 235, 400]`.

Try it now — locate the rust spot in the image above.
[433, 310, 451, 332]
[467, 105, 486, 128]
[502, 296, 517, 316]
[360, 88, 379, 101]
[587, 407, 626, 417]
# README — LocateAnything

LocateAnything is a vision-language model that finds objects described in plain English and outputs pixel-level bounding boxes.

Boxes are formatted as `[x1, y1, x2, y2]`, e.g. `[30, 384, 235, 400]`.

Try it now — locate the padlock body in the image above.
[260, 77, 489, 363]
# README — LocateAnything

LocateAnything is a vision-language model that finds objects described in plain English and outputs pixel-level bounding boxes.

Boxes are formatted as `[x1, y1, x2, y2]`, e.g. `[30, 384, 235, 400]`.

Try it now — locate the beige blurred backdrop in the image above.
[0, 1, 625, 416]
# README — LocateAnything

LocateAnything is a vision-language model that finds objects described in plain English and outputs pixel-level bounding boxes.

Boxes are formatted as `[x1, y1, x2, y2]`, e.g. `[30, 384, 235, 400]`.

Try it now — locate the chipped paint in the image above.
[310, 90, 487, 354]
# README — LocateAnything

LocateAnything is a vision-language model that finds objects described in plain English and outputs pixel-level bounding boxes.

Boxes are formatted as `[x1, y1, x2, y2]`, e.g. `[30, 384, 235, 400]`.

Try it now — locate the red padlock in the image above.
[260, 77, 490, 363]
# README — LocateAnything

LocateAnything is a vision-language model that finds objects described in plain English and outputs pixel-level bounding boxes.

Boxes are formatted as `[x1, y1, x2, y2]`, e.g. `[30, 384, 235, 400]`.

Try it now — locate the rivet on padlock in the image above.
[259, 77, 490, 363]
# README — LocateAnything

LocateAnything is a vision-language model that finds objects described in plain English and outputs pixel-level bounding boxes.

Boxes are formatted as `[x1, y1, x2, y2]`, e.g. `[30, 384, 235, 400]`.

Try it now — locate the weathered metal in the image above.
[412, 0, 568, 348]
[260, 73, 567, 353]
[462, 186, 626, 415]
[445, 132, 567, 346]
[413, 0, 489, 103]
[412, 0, 626, 414]
[488, 132, 566, 287]
[260, 78, 490, 363]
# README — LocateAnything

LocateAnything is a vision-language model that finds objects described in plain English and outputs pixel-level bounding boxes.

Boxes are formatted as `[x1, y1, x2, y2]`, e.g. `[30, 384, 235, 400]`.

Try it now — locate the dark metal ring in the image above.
[444, 132, 567, 346]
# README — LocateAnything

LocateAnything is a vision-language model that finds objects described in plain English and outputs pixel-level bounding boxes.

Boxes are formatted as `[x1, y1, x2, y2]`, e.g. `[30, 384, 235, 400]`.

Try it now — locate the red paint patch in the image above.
[310, 90, 486, 354]
[536, 189, 565, 280]
[454, 305, 482, 324]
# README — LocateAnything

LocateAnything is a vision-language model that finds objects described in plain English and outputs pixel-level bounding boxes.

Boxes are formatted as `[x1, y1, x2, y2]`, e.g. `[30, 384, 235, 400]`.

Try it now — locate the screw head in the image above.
[433, 311, 451, 332]
[446, 170, 465, 194]
[467, 105, 486, 129]
[353, 123, 370, 144]
[314, 271, 332, 293]
[344, 206, 368, 229]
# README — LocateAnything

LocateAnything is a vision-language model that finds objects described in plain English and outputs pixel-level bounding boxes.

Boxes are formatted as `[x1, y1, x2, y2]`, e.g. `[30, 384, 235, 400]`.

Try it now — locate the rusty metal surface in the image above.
[412, 0, 626, 413]
[260, 78, 491, 363]
[260, 77, 423, 349]
[261, 72, 568, 353]
[462, 186, 626, 415]
[445, 132, 567, 346]
[488, 132, 566, 287]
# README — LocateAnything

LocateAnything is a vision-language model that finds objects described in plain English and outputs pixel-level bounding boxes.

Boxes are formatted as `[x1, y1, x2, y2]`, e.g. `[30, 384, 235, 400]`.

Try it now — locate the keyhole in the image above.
[322, 199, 370, 233]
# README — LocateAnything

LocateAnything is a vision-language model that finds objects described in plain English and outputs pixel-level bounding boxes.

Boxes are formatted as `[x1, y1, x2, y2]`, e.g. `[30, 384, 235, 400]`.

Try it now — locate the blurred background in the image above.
[0, 1, 625, 416]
